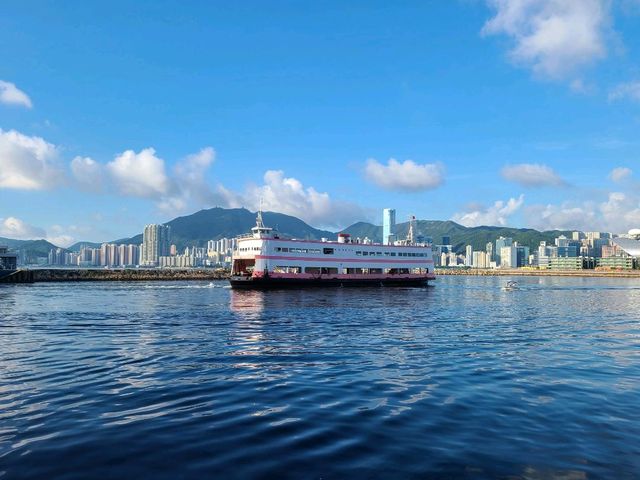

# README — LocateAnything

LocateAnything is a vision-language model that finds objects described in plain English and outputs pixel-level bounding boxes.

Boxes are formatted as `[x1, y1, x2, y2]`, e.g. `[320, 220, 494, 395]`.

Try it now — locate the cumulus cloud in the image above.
[608, 81, 640, 102]
[106, 148, 170, 198]
[0, 217, 46, 240]
[244, 170, 366, 228]
[364, 158, 444, 192]
[525, 192, 640, 233]
[71, 156, 104, 190]
[482, 0, 611, 82]
[0, 80, 32, 108]
[501, 163, 564, 187]
[609, 166, 632, 182]
[452, 194, 525, 227]
[70, 146, 237, 216]
[0, 129, 63, 190]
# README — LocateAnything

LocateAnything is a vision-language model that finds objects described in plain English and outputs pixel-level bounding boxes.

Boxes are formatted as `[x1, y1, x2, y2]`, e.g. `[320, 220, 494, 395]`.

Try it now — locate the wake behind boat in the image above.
[229, 210, 435, 289]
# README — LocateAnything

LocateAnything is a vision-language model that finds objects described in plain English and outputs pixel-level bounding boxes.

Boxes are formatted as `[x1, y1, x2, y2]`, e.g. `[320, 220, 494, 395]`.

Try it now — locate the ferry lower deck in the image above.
[230, 272, 434, 289]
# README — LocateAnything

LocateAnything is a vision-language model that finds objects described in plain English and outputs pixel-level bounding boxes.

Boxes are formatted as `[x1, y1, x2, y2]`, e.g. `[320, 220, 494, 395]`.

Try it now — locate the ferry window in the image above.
[362, 251, 368, 256]
[323, 248, 334, 255]
[281, 247, 289, 252]
[377, 252, 383, 256]
[276, 247, 281, 252]
[356, 251, 362, 256]
[390, 252, 396, 256]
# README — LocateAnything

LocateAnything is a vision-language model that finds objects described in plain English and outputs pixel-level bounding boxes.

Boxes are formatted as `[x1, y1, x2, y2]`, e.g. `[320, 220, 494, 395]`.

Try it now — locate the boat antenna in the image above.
[406, 215, 416, 245]
[256, 198, 265, 228]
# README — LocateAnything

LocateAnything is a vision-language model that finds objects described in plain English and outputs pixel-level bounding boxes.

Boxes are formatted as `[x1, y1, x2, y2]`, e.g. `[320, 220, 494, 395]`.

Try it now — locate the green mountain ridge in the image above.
[0, 237, 60, 263]
[6, 208, 573, 259]
[343, 220, 572, 253]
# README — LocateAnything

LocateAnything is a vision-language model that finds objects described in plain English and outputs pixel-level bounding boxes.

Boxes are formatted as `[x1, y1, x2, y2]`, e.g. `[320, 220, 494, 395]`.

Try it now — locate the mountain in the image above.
[0, 237, 61, 263]
[113, 207, 336, 249]
[343, 220, 572, 253]
[2, 208, 574, 260]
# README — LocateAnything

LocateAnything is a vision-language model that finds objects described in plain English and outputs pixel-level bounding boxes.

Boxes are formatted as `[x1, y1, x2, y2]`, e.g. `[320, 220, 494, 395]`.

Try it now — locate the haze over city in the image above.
[2, 1, 640, 247]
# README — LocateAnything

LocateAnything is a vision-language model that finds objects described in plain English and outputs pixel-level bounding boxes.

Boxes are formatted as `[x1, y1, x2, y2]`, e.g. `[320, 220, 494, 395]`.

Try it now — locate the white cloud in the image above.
[106, 148, 170, 198]
[525, 192, 640, 233]
[501, 163, 564, 187]
[0, 80, 32, 108]
[364, 158, 444, 192]
[0, 217, 46, 240]
[609, 166, 632, 182]
[71, 156, 104, 190]
[0, 129, 63, 190]
[452, 194, 525, 227]
[244, 170, 366, 228]
[608, 81, 640, 102]
[482, 0, 611, 82]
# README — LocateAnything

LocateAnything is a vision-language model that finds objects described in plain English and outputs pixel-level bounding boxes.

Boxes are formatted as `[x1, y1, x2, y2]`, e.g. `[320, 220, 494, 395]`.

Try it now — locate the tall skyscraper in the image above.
[486, 242, 494, 262]
[465, 245, 473, 266]
[495, 237, 513, 266]
[141, 224, 171, 266]
[382, 208, 396, 245]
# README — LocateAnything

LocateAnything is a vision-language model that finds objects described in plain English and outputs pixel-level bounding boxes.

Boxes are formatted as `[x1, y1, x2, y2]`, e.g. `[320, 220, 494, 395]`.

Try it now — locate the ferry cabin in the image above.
[232, 226, 435, 285]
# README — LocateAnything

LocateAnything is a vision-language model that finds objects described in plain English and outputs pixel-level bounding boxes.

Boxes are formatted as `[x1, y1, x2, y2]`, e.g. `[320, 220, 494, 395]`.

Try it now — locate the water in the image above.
[1, 276, 639, 479]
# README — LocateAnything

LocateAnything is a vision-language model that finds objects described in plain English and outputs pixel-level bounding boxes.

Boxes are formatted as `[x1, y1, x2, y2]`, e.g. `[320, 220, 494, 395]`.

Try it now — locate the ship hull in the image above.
[229, 274, 433, 289]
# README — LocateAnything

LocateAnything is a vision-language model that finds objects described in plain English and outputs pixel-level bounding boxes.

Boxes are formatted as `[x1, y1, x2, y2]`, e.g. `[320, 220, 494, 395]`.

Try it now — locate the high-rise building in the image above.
[495, 237, 513, 266]
[465, 245, 473, 266]
[141, 224, 171, 266]
[500, 245, 517, 268]
[486, 242, 494, 262]
[382, 208, 396, 245]
[472, 251, 490, 269]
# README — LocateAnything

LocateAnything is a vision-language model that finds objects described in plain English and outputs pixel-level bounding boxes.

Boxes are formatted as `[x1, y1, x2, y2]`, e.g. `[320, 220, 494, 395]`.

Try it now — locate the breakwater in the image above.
[27, 268, 230, 283]
[436, 268, 640, 278]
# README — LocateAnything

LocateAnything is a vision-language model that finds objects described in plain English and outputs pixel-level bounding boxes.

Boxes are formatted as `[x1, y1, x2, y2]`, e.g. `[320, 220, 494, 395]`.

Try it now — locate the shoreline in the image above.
[3, 267, 640, 283]
[435, 268, 640, 278]
[22, 268, 230, 283]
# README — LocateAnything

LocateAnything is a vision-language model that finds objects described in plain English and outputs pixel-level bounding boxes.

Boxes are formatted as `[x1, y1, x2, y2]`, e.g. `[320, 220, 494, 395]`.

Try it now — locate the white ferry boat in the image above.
[230, 212, 435, 289]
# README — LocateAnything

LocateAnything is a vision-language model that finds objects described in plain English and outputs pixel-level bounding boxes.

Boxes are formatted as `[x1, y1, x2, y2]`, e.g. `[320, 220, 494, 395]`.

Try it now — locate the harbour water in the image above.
[1, 276, 639, 479]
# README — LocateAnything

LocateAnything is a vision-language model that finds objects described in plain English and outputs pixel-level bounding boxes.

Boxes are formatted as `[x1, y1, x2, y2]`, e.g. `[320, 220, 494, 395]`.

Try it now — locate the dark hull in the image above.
[229, 275, 433, 289]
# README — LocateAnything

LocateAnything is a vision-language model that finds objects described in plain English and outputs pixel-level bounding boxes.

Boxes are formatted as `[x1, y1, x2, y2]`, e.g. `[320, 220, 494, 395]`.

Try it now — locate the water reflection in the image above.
[1, 277, 640, 478]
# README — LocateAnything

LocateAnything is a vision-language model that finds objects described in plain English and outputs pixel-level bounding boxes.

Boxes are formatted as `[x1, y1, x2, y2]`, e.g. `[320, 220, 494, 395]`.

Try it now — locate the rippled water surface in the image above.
[1, 276, 640, 479]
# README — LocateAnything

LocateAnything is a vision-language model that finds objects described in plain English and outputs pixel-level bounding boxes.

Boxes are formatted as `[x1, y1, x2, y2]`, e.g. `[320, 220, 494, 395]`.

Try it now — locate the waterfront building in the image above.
[516, 245, 530, 267]
[383, 208, 396, 245]
[465, 245, 473, 267]
[596, 257, 634, 270]
[0, 246, 18, 270]
[141, 224, 171, 266]
[486, 242, 494, 263]
[548, 257, 584, 270]
[495, 237, 513, 266]
[472, 251, 490, 269]
[500, 245, 517, 268]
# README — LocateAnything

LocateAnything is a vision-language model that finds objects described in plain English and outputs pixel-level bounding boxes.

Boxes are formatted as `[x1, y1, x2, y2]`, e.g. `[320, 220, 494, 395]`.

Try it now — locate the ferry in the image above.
[230, 212, 435, 289]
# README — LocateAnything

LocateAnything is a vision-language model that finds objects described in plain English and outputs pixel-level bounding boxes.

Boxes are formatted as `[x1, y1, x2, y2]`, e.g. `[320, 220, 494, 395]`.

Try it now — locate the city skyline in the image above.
[2, 1, 640, 247]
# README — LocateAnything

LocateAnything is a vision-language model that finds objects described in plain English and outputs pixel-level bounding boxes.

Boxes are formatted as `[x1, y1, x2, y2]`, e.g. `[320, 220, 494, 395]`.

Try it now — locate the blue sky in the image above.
[1, 0, 640, 246]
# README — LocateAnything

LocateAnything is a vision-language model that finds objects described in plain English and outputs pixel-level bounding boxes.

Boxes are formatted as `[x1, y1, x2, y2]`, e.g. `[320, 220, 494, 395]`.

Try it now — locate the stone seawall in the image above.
[435, 268, 640, 278]
[29, 269, 231, 282]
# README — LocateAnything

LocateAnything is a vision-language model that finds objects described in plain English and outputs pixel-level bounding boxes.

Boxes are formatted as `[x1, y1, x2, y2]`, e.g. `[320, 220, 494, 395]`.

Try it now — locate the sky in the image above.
[1, 0, 640, 247]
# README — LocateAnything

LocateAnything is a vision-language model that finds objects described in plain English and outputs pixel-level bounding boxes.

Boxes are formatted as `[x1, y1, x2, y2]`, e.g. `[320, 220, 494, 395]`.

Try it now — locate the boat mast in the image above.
[256, 198, 265, 228]
[406, 215, 416, 245]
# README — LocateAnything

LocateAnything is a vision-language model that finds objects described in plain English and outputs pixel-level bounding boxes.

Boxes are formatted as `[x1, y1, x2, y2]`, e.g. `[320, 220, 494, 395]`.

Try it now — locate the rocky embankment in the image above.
[30, 268, 231, 282]
[436, 268, 640, 278]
